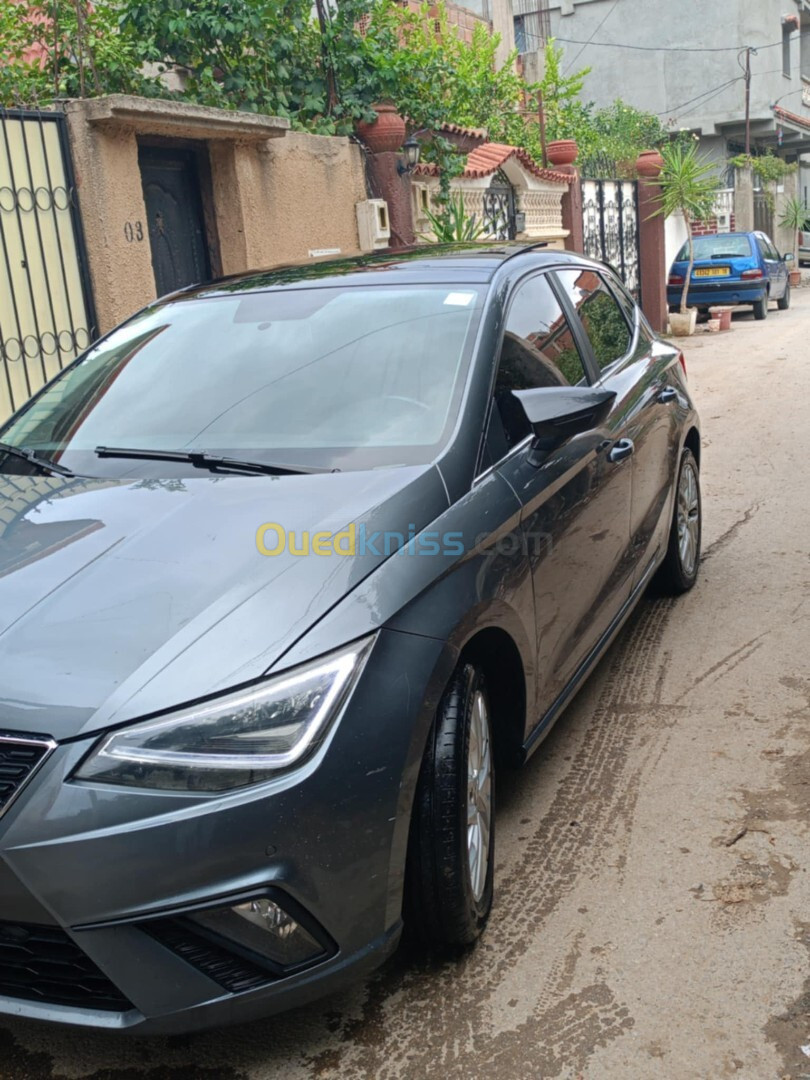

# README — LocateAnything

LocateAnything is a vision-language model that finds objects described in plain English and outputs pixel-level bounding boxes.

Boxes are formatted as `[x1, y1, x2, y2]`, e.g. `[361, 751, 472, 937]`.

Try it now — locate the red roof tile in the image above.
[413, 141, 573, 184]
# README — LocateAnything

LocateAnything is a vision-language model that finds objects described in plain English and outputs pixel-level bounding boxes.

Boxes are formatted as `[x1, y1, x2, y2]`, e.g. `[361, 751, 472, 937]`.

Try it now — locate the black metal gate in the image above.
[581, 179, 641, 298]
[0, 107, 96, 422]
[483, 170, 517, 240]
[753, 191, 773, 237]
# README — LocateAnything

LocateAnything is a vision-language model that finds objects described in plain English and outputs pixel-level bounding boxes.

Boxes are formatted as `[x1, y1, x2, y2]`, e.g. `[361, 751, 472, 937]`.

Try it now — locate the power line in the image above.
[656, 78, 742, 118]
[520, 31, 810, 55]
[562, 0, 622, 73]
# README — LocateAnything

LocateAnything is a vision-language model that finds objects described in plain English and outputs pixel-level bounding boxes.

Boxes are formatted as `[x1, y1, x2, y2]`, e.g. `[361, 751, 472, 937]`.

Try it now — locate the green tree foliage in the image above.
[1, 1, 668, 187]
[0, 0, 155, 103]
[538, 40, 668, 175]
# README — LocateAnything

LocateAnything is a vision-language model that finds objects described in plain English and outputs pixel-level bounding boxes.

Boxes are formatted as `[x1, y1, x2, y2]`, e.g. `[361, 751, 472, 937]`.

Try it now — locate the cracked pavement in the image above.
[1, 294, 809, 1079]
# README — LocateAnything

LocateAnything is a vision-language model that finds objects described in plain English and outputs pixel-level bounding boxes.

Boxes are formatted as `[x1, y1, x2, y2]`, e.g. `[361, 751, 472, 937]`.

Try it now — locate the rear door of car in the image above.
[481, 268, 634, 727]
[756, 232, 787, 296]
[554, 267, 680, 592]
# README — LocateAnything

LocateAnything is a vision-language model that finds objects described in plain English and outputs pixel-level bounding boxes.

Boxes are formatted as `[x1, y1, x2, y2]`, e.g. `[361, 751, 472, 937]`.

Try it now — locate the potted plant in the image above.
[778, 195, 807, 286]
[356, 102, 407, 154]
[636, 150, 664, 178]
[546, 139, 578, 167]
[649, 142, 719, 336]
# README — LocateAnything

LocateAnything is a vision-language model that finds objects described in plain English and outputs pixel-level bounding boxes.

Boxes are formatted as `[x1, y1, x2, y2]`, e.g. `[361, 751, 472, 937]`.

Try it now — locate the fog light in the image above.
[188, 896, 325, 969]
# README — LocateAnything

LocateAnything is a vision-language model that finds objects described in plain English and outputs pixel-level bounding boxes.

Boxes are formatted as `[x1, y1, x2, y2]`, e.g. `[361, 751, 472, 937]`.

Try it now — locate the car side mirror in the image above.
[784, 252, 795, 263]
[511, 386, 617, 462]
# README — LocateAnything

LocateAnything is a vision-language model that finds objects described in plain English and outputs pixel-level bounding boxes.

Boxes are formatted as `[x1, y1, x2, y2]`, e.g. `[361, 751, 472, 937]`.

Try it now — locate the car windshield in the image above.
[0, 284, 484, 477]
[676, 235, 753, 261]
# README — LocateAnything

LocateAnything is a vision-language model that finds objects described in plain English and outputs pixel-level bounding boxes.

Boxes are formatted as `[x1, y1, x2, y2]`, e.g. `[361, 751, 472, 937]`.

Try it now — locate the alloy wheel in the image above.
[677, 459, 700, 577]
[466, 690, 493, 903]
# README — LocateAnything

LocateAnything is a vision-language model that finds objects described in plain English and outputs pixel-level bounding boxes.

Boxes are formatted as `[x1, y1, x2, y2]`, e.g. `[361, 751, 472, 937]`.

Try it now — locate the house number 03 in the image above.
[124, 221, 144, 243]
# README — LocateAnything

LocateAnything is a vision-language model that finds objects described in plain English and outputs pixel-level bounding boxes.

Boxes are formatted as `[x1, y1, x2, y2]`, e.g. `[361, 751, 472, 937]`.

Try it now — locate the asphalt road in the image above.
[2, 293, 809, 1080]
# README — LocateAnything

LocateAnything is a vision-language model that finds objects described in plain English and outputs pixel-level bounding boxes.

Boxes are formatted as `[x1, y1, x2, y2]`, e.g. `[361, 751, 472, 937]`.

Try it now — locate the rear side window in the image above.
[555, 268, 631, 372]
[482, 274, 587, 465]
[757, 235, 780, 260]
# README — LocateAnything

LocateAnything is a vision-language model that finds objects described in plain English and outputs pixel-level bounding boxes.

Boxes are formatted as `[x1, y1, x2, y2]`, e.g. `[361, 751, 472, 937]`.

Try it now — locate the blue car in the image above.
[667, 230, 793, 320]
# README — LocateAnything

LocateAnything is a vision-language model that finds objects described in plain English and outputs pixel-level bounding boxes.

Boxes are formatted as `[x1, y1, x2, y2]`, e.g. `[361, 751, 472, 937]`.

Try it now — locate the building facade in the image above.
[544, 0, 810, 187]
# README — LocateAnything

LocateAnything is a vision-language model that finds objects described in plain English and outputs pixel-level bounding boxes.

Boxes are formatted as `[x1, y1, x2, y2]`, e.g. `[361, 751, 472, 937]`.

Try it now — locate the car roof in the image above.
[682, 231, 756, 240]
[174, 242, 594, 299]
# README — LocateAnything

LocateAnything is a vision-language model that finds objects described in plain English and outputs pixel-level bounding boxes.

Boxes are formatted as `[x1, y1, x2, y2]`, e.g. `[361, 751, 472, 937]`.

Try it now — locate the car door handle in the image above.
[608, 438, 634, 463]
[658, 386, 678, 404]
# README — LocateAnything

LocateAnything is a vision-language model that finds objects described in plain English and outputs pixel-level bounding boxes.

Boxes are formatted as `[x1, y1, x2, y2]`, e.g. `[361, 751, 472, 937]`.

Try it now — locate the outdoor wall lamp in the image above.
[397, 136, 421, 176]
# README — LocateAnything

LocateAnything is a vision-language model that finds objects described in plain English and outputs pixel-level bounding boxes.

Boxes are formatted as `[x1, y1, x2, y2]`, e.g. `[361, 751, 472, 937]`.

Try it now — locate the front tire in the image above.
[753, 294, 768, 320]
[405, 663, 494, 949]
[656, 448, 701, 594]
[778, 282, 791, 310]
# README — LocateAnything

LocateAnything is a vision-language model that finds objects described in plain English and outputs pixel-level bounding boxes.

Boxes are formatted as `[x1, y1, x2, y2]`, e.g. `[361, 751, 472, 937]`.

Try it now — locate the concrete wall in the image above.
[547, 0, 807, 148]
[665, 211, 689, 274]
[65, 96, 368, 333]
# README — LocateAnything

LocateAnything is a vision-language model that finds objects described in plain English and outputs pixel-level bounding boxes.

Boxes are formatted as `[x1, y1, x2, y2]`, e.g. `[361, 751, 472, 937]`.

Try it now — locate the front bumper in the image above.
[0, 628, 453, 1033]
[667, 280, 766, 308]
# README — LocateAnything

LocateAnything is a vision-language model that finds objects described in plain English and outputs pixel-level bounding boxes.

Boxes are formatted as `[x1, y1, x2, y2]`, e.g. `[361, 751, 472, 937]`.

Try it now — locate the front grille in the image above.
[144, 919, 270, 994]
[0, 733, 53, 816]
[0, 921, 133, 1012]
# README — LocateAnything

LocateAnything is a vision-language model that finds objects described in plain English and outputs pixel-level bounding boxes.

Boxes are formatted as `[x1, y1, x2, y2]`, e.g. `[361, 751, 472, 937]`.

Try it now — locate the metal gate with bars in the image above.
[581, 179, 641, 299]
[483, 169, 517, 240]
[753, 191, 773, 238]
[0, 107, 96, 423]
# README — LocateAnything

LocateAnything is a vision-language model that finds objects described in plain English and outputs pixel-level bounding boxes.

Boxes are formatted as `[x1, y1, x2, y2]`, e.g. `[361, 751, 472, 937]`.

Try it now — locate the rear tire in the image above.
[405, 663, 494, 949]
[753, 294, 768, 320]
[778, 282, 791, 310]
[655, 448, 701, 595]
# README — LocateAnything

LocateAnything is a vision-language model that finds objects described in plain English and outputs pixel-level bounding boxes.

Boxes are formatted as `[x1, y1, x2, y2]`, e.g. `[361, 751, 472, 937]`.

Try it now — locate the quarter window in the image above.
[555, 268, 632, 372]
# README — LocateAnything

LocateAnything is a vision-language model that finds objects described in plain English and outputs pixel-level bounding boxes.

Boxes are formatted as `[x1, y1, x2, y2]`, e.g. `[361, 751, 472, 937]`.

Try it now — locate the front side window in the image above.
[0, 284, 484, 476]
[483, 274, 587, 465]
[554, 268, 631, 372]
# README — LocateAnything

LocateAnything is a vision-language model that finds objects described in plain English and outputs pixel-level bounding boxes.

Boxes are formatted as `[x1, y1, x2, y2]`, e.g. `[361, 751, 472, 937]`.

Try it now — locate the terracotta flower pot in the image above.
[636, 150, 665, 178]
[789, 268, 802, 286]
[356, 103, 406, 154]
[709, 307, 733, 331]
[546, 139, 578, 167]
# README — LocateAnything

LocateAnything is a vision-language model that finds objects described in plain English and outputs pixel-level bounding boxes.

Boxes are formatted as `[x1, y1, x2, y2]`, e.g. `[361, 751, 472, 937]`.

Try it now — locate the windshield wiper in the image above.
[94, 446, 329, 476]
[0, 442, 75, 478]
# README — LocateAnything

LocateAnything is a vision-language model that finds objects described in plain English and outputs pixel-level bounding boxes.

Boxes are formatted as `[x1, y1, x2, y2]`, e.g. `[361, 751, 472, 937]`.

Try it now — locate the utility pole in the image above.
[744, 46, 752, 156]
[538, 89, 548, 168]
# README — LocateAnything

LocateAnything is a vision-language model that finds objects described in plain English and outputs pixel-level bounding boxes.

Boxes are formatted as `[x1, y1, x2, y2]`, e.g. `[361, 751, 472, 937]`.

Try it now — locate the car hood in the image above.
[0, 467, 447, 740]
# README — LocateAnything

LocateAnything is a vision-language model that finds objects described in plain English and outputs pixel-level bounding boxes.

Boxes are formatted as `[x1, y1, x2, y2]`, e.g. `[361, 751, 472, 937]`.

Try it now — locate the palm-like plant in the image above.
[424, 195, 485, 243]
[650, 142, 719, 314]
[778, 195, 808, 265]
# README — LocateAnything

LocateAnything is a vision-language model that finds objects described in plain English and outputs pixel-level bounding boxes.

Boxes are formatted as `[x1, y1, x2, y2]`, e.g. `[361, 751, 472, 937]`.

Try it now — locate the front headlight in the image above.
[74, 636, 375, 792]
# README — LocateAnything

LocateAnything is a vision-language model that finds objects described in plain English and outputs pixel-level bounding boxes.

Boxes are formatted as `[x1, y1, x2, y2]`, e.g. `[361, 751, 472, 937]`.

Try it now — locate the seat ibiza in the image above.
[0, 245, 701, 1032]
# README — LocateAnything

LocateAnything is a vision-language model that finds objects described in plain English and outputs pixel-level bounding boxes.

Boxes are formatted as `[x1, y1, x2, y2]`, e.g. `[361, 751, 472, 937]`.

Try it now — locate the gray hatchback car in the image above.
[0, 244, 701, 1032]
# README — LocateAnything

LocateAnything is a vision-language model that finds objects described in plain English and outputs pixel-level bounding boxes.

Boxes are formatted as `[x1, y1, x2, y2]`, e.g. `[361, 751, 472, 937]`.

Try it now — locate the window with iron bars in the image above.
[513, 0, 550, 54]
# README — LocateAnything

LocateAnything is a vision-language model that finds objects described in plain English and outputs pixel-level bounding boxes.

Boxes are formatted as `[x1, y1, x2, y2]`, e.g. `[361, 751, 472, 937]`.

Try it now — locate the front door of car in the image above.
[554, 268, 679, 589]
[481, 271, 634, 727]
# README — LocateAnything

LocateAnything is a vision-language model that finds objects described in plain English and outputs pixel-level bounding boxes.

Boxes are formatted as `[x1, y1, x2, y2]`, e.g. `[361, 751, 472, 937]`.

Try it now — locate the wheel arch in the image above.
[683, 425, 701, 469]
[457, 626, 527, 770]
